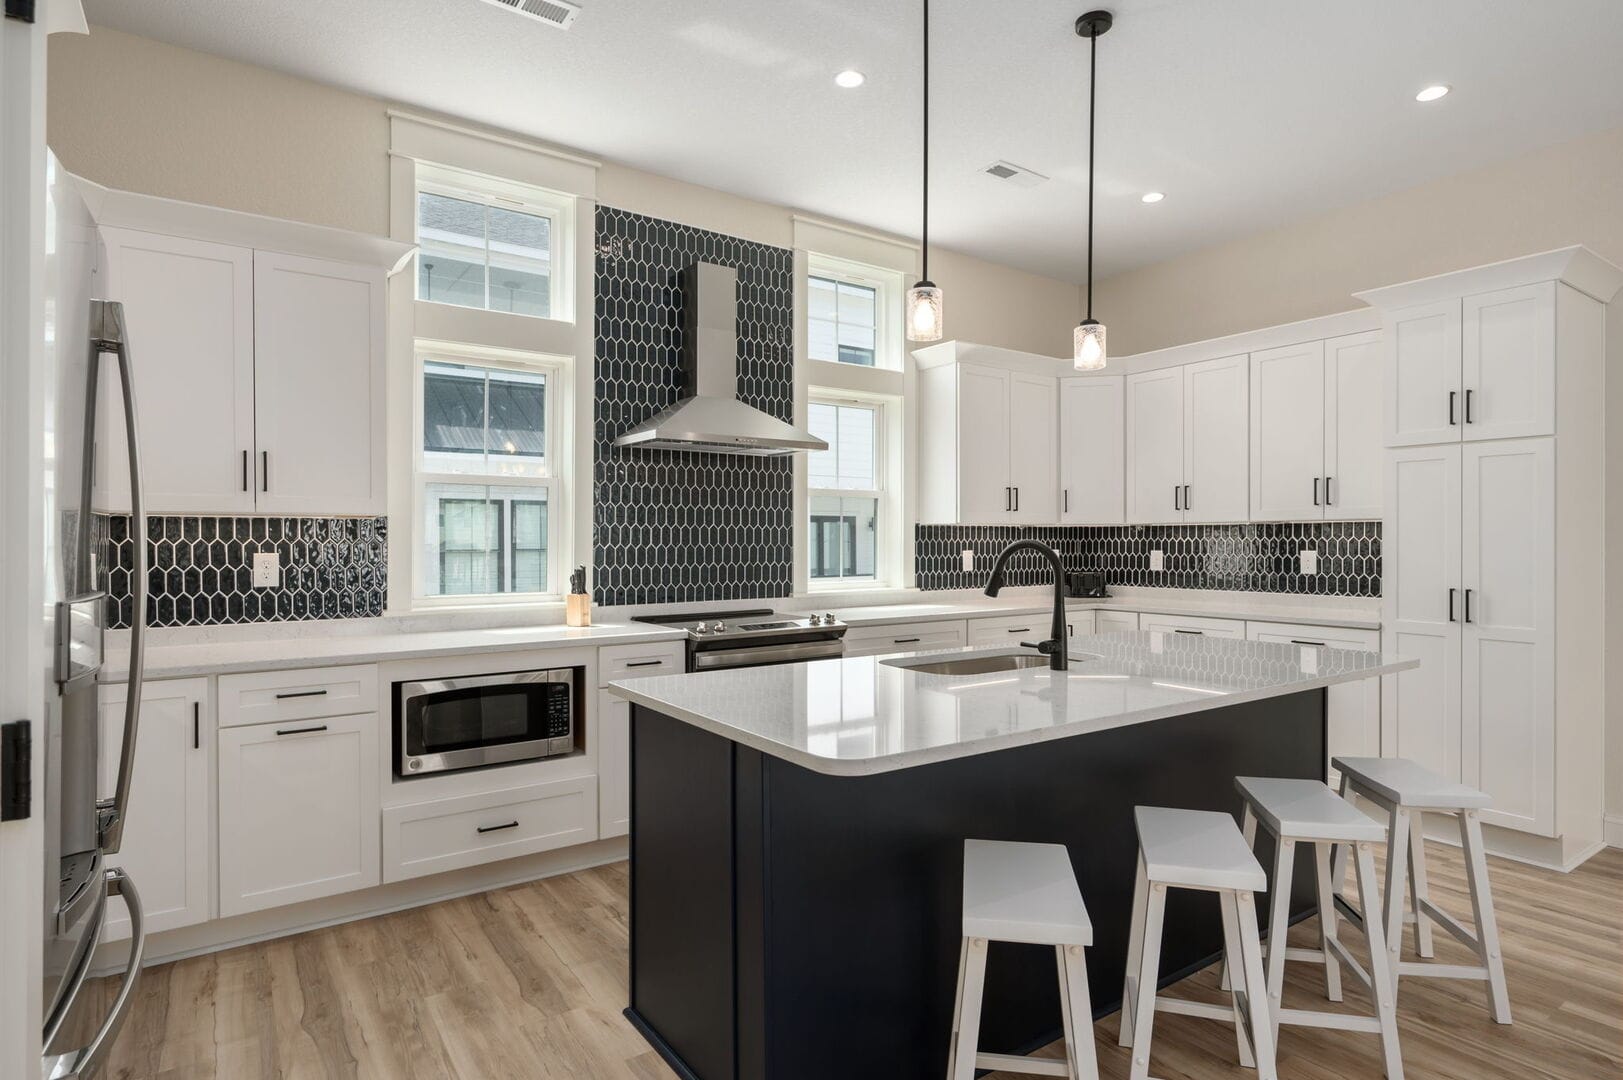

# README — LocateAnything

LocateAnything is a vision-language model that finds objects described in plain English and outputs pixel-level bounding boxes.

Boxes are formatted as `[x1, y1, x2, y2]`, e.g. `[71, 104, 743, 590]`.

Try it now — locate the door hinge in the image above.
[4, 0, 37, 23]
[1, 720, 31, 821]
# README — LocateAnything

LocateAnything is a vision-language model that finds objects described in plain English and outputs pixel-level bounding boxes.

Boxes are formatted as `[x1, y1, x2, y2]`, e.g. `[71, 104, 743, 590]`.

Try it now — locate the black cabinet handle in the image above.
[1465, 388, 1474, 424]
[1448, 588, 1457, 622]
[624, 660, 665, 669]
[1012, 487, 1019, 512]
[1313, 477, 1320, 506]
[1449, 390, 1458, 425]
[241, 450, 249, 492]
[274, 688, 328, 700]
[261, 450, 269, 492]
[1173, 485, 1181, 512]
[476, 821, 520, 835]
[1183, 484, 1191, 510]
[893, 637, 921, 644]
[1006, 627, 1032, 634]
[1004, 487, 1012, 512]
[274, 724, 328, 737]
[193, 702, 200, 750]
[1325, 476, 1333, 506]
[1464, 588, 1474, 623]
[1063, 489, 1069, 513]
[1173, 628, 1203, 635]
[1290, 639, 1326, 648]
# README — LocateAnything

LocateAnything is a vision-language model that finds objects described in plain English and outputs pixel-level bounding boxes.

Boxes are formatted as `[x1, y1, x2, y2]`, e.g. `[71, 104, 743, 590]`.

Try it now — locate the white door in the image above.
[1384, 299, 1462, 447]
[598, 691, 630, 839]
[1381, 444, 1462, 782]
[1462, 283, 1555, 442]
[1461, 439, 1555, 835]
[1125, 367, 1183, 523]
[956, 364, 1011, 522]
[1324, 331, 1383, 519]
[1007, 372, 1058, 522]
[217, 712, 380, 917]
[1249, 341, 1325, 520]
[1059, 377, 1124, 524]
[98, 679, 210, 939]
[252, 252, 386, 515]
[1182, 354, 1249, 522]
[94, 229, 256, 514]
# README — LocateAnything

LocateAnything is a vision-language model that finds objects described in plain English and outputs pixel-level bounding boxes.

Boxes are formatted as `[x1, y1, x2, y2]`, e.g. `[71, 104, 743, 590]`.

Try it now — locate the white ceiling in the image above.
[81, 0, 1623, 282]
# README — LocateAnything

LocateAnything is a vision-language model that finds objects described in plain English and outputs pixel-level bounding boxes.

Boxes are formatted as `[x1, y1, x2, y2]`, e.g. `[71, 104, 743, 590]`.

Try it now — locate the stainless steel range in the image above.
[632, 609, 846, 671]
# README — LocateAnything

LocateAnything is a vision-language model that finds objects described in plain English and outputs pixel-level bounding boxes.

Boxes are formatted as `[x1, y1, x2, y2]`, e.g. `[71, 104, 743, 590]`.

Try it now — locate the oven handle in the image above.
[691, 638, 846, 671]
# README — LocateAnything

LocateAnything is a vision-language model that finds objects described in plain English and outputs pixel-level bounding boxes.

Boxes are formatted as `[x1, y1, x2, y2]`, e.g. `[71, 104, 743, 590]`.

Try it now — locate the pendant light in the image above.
[1073, 9, 1112, 371]
[905, 0, 944, 342]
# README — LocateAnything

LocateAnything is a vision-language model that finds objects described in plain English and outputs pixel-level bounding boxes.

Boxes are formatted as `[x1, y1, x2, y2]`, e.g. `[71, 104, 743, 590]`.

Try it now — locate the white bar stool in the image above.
[1330, 756, 1512, 1024]
[947, 839, 1097, 1080]
[1118, 807, 1276, 1080]
[1224, 776, 1404, 1080]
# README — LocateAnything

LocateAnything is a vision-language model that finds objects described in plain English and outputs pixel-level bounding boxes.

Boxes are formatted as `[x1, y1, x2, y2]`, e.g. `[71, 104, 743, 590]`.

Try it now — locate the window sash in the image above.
[416, 179, 562, 318]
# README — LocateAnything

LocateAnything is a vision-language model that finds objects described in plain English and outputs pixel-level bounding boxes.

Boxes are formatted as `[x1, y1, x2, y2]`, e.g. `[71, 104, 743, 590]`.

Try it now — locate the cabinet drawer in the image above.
[382, 776, 598, 883]
[218, 664, 377, 728]
[1244, 621, 1379, 651]
[843, 620, 966, 658]
[1096, 610, 1140, 633]
[967, 613, 1050, 648]
[599, 641, 686, 686]
[1138, 613, 1245, 638]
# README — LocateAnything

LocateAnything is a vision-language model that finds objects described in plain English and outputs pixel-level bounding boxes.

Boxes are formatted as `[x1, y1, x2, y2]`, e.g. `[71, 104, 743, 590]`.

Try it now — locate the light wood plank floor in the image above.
[88, 842, 1623, 1080]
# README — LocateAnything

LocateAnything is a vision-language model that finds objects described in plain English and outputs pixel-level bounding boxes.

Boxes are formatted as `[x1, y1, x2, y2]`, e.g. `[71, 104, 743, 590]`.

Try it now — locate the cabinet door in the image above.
[1324, 331, 1383, 519]
[1383, 299, 1461, 447]
[1381, 445, 1462, 783]
[1096, 610, 1139, 633]
[1125, 368, 1184, 523]
[956, 364, 1011, 522]
[1007, 373, 1058, 522]
[1462, 283, 1554, 442]
[1182, 354, 1250, 522]
[97, 678, 210, 940]
[1059, 377, 1124, 524]
[252, 252, 386, 515]
[1246, 623, 1381, 780]
[1461, 439, 1554, 835]
[1249, 341, 1325, 521]
[1066, 610, 1096, 640]
[599, 691, 630, 839]
[218, 712, 380, 917]
[94, 228, 255, 514]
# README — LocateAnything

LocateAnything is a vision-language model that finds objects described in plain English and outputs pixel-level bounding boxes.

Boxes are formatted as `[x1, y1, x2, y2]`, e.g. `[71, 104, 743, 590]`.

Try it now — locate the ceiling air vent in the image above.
[982, 160, 1049, 188]
[478, 0, 581, 30]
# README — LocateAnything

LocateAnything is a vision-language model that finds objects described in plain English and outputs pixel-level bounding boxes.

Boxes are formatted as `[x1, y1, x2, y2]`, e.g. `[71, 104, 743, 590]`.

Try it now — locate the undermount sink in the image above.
[882, 652, 1055, 676]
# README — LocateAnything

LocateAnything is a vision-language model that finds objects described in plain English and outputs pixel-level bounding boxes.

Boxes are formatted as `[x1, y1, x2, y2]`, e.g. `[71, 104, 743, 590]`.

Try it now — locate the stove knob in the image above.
[694, 621, 710, 634]
[822, 613, 836, 624]
[712, 620, 727, 633]
[807, 614, 823, 626]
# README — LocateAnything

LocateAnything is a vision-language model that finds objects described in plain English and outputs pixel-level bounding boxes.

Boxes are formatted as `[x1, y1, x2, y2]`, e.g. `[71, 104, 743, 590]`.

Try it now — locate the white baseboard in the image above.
[1606, 813, 1623, 849]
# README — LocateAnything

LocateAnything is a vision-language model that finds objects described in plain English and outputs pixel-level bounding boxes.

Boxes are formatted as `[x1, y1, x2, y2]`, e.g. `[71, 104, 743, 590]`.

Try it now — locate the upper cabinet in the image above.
[1126, 355, 1247, 523]
[1059, 377, 1123, 524]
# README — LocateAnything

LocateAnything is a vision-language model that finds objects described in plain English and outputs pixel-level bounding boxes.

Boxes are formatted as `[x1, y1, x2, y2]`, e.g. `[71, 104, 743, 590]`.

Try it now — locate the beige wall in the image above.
[46, 26, 1081, 358]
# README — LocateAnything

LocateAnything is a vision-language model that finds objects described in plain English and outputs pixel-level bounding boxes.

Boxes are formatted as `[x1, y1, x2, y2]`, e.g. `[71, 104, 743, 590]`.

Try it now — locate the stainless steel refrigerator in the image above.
[39, 153, 150, 1080]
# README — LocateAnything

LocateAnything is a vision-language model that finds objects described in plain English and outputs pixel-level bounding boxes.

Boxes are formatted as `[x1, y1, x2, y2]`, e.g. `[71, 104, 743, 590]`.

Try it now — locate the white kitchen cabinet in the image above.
[1125, 367, 1183, 523]
[1138, 613, 1245, 639]
[252, 251, 386, 515]
[598, 691, 631, 839]
[1323, 331, 1383, 518]
[1382, 299, 1461, 447]
[93, 228, 256, 514]
[1059, 377, 1123, 524]
[382, 775, 598, 883]
[967, 612, 1052, 648]
[1066, 610, 1096, 639]
[954, 363, 1013, 523]
[842, 620, 967, 657]
[97, 678, 211, 940]
[1096, 609, 1139, 633]
[1461, 283, 1554, 442]
[218, 711, 380, 916]
[1007, 372, 1059, 522]
[1127, 356, 1247, 523]
[1245, 622, 1380, 780]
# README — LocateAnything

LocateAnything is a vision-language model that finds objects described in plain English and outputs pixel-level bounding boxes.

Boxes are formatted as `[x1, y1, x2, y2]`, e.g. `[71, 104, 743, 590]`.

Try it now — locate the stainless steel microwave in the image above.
[394, 667, 581, 777]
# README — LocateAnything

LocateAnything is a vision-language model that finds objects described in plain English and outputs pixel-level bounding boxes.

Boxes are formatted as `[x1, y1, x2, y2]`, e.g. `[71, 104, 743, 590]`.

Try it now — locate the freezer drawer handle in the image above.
[42, 867, 146, 1080]
[274, 688, 329, 700]
[274, 724, 328, 737]
[477, 821, 520, 835]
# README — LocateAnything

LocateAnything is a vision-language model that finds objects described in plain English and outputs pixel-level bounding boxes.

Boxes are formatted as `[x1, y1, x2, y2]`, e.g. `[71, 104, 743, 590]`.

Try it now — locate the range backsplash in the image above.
[592, 206, 795, 607]
[915, 522, 1381, 597]
[97, 514, 387, 629]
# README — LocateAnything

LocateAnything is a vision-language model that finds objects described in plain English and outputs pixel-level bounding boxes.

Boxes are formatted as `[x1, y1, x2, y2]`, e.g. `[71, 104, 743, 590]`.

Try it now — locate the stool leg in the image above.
[1231, 890, 1280, 1080]
[1354, 841, 1405, 1080]
[1218, 887, 1256, 1070]
[1119, 855, 1149, 1048]
[1126, 885, 1166, 1080]
[1061, 944, 1099, 1080]
[1263, 838, 1295, 1046]
[1313, 841, 1343, 1003]
[949, 937, 988, 1080]
[1407, 813, 1435, 959]
[1330, 772, 1354, 903]
[1222, 804, 1260, 993]
[1382, 805, 1412, 1000]
[945, 936, 968, 1080]
[1459, 810, 1512, 1024]
[1055, 946, 1080, 1080]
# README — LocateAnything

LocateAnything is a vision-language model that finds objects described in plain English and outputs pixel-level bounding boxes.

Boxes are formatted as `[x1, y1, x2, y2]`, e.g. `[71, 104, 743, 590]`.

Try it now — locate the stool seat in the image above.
[1135, 807, 1266, 892]
[1332, 756, 1491, 810]
[1235, 776, 1387, 842]
[963, 839, 1092, 947]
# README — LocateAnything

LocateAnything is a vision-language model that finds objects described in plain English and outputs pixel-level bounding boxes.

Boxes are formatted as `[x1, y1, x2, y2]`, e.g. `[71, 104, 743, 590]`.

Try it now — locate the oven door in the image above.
[397, 669, 575, 775]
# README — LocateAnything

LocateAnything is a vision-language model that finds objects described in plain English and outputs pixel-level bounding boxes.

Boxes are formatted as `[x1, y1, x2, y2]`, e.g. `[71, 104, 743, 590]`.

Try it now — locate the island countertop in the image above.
[608, 631, 1416, 777]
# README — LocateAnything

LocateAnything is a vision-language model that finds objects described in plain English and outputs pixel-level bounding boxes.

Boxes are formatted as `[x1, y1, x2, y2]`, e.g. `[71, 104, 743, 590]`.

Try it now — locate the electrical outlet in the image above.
[1149, 549, 1165, 572]
[961, 549, 975, 572]
[1299, 549, 1319, 575]
[252, 552, 281, 589]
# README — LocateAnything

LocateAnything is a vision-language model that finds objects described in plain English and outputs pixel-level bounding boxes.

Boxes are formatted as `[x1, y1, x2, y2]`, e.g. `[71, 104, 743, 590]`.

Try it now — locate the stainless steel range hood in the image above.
[612, 262, 827, 455]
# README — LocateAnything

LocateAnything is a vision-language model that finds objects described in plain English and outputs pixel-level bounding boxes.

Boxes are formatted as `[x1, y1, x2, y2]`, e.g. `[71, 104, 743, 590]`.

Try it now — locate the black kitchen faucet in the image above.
[983, 540, 1069, 671]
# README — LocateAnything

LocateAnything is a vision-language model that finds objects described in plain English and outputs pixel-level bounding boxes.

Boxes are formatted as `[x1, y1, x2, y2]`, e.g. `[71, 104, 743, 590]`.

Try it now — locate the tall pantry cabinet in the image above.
[1356, 247, 1620, 862]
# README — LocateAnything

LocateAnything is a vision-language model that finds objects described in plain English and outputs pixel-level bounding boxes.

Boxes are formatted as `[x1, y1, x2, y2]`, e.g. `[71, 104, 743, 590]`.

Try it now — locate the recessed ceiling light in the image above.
[835, 70, 866, 89]
[1141, 191, 1165, 204]
[1415, 84, 1450, 102]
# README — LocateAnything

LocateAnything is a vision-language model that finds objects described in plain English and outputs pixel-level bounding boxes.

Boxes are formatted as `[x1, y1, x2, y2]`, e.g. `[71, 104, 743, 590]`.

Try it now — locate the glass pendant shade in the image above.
[906, 281, 944, 342]
[1073, 318, 1107, 371]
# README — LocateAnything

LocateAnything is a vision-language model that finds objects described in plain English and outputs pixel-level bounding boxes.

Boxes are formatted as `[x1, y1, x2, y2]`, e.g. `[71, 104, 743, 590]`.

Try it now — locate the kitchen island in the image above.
[608, 633, 1416, 1080]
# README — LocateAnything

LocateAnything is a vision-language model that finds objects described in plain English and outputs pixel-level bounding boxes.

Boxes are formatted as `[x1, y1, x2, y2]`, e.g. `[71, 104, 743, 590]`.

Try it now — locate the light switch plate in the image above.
[252, 552, 280, 589]
[961, 549, 975, 572]
[1299, 549, 1319, 575]
[1149, 549, 1165, 572]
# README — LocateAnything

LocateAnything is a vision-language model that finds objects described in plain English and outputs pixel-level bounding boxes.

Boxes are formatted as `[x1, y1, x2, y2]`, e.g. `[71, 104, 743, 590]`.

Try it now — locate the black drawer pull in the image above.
[477, 821, 520, 835]
[1290, 640, 1326, 648]
[1173, 629, 1203, 635]
[274, 724, 327, 737]
[893, 637, 921, 644]
[624, 660, 665, 668]
[1006, 627, 1031, 634]
[274, 688, 329, 700]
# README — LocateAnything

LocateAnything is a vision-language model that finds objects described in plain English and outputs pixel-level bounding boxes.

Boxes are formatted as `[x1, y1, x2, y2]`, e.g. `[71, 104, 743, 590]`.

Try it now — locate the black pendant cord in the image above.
[1085, 27, 1096, 321]
[921, 0, 929, 284]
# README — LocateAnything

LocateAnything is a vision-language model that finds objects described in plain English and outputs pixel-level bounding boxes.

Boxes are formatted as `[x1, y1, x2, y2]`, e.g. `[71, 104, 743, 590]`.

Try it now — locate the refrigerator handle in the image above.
[90, 300, 146, 855]
[42, 867, 146, 1080]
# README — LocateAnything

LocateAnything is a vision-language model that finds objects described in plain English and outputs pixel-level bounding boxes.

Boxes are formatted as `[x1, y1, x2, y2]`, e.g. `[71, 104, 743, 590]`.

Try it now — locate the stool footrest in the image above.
[1276, 1007, 1384, 1033]
[1396, 960, 1490, 981]
[974, 1051, 1072, 1077]
[1156, 995, 1247, 1024]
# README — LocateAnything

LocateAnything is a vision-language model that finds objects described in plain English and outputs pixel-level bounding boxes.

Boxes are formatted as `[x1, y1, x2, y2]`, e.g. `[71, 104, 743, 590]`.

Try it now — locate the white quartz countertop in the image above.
[829, 594, 1380, 630]
[608, 632, 1415, 777]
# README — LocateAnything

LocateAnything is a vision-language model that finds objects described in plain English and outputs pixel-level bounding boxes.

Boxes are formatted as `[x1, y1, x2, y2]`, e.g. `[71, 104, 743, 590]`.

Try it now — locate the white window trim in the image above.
[411, 340, 574, 609]
[807, 252, 904, 373]
[806, 389, 904, 592]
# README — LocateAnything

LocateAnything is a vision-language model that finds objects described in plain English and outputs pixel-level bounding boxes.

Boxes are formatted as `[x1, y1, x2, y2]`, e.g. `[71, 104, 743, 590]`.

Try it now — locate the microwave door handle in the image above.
[90, 301, 146, 856]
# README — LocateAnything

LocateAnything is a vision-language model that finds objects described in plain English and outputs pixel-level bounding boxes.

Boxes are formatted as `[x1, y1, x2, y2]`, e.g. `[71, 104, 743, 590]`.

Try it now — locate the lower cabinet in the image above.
[842, 620, 967, 658]
[1096, 610, 1140, 633]
[599, 691, 631, 839]
[1138, 613, 1246, 638]
[98, 678, 211, 940]
[1245, 622, 1381, 780]
[217, 712, 380, 917]
[382, 775, 598, 883]
[967, 613, 1052, 648]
